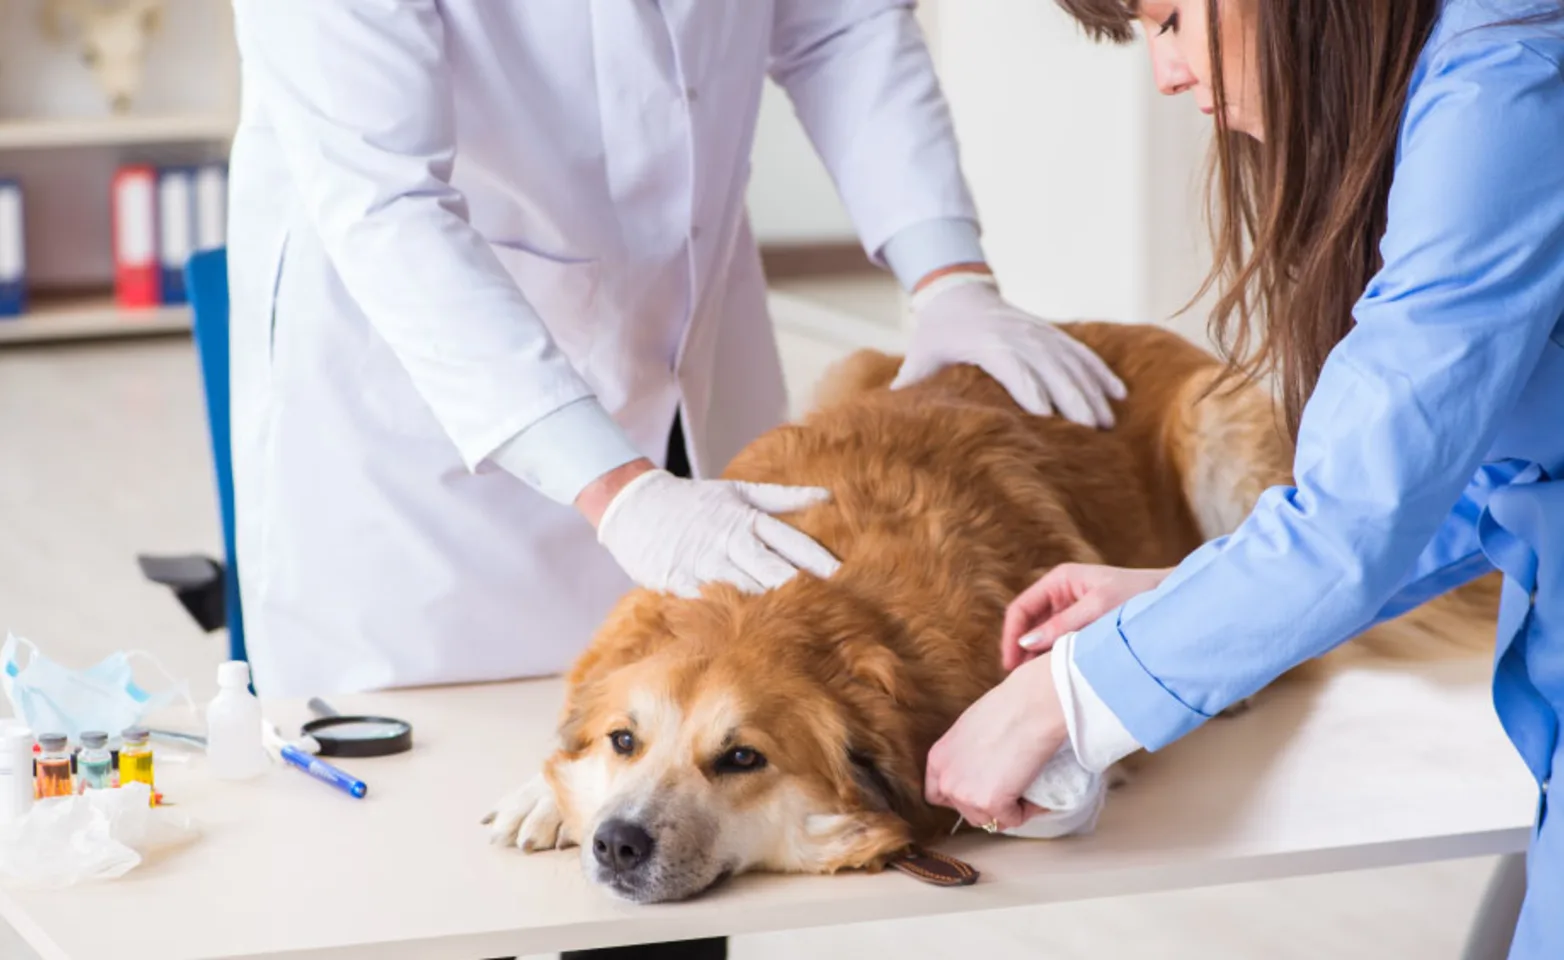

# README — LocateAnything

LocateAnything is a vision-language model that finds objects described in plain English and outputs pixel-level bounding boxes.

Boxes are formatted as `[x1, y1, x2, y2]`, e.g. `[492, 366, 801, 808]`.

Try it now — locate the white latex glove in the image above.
[597, 469, 841, 598]
[893, 274, 1127, 428]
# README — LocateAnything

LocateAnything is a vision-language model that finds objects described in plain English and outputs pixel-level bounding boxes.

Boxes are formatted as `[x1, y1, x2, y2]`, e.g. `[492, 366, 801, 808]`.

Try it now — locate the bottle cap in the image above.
[217, 661, 252, 689]
[37, 733, 67, 752]
[80, 731, 109, 749]
[122, 727, 149, 743]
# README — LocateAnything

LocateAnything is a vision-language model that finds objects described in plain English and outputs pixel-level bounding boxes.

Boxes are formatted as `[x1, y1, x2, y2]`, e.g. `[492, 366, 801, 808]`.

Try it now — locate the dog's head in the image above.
[545, 581, 934, 903]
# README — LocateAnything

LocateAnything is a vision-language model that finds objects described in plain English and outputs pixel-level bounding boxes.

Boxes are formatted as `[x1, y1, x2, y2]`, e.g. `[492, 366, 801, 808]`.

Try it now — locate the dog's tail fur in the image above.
[1150, 356, 1499, 665]
[1162, 365, 1294, 543]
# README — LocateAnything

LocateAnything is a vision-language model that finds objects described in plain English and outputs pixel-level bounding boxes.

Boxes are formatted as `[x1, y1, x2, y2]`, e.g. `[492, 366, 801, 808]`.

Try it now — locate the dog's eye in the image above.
[609, 730, 637, 756]
[715, 747, 767, 774]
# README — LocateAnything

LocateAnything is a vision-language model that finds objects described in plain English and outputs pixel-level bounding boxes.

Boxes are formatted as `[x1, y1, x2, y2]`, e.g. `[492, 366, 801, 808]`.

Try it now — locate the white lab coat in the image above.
[226, 0, 974, 697]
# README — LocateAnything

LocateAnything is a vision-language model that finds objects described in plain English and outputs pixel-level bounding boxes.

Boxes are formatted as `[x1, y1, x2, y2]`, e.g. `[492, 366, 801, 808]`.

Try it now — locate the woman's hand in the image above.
[924, 654, 1067, 832]
[1001, 564, 1172, 671]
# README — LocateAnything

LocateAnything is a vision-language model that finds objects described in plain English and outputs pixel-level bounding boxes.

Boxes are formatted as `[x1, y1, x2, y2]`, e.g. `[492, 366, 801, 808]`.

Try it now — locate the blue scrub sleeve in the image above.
[1074, 36, 1564, 751]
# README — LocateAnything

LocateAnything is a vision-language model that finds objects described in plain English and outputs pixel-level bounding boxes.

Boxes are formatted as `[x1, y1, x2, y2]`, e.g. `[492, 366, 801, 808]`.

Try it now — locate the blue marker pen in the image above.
[278, 743, 367, 799]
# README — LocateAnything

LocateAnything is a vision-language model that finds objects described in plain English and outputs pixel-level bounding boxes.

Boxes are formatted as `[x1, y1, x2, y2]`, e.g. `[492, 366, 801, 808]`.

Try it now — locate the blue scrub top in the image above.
[1077, 0, 1564, 763]
[1074, 3, 1564, 952]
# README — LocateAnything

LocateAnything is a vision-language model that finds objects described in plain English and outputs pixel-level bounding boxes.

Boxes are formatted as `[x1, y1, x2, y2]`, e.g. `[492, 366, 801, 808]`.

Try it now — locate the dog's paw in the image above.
[483, 774, 568, 852]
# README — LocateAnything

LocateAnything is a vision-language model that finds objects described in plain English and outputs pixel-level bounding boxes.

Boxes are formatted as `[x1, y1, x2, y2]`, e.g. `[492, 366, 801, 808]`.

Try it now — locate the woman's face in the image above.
[1137, 0, 1262, 140]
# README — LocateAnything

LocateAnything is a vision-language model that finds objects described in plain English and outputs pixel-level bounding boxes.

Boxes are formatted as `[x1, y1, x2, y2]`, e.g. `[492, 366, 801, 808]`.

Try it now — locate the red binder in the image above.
[112, 165, 160, 308]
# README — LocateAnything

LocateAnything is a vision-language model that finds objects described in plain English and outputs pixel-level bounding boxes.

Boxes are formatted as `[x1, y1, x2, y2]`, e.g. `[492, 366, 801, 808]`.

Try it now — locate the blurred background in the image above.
[0, 2, 1496, 957]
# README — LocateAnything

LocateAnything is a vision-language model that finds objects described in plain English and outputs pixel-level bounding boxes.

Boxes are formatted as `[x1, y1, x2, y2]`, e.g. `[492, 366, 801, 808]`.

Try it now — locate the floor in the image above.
[0, 275, 1501, 959]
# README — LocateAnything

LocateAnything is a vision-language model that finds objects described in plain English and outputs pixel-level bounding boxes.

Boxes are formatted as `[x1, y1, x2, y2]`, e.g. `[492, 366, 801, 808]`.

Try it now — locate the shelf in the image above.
[0, 295, 191, 345]
[0, 113, 236, 151]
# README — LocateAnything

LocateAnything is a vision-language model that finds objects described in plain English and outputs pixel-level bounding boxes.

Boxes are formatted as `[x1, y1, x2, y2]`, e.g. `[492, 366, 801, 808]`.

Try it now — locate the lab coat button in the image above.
[685, 87, 698, 103]
[691, 226, 702, 241]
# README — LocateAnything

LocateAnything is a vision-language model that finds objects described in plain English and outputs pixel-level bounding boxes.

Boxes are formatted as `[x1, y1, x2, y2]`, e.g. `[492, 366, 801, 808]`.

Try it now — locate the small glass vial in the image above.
[34, 733, 73, 799]
[77, 731, 113, 792]
[119, 727, 155, 801]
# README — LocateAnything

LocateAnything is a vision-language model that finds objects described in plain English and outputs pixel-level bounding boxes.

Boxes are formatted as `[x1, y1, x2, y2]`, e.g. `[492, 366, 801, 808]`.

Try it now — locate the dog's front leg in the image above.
[802, 812, 915, 875]
[482, 774, 573, 852]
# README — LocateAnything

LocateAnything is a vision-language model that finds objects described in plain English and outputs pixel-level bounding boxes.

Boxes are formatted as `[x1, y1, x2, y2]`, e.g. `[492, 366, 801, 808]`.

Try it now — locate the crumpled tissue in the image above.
[1002, 742, 1107, 839]
[0, 783, 199, 888]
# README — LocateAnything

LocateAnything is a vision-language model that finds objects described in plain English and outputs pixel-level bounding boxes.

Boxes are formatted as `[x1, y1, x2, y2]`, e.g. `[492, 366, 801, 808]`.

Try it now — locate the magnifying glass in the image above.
[300, 698, 414, 758]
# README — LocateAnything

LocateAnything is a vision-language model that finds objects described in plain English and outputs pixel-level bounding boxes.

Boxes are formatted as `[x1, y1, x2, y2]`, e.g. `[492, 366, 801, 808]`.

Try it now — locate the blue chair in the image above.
[184, 248, 246, 664]
[135, 248, 246, 663]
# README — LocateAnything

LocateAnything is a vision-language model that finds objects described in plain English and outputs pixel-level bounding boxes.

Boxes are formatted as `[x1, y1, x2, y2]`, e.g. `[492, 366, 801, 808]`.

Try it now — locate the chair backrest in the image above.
[185, 248, 247, 664]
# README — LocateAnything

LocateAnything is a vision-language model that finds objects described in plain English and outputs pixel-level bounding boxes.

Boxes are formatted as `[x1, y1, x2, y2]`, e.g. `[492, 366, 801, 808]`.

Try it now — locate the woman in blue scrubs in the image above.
[924, 1, 1564, 955]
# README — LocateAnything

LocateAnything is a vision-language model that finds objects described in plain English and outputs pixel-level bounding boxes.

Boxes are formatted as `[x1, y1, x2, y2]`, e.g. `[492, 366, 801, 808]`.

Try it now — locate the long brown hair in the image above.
[1054, 0, 1441, 437]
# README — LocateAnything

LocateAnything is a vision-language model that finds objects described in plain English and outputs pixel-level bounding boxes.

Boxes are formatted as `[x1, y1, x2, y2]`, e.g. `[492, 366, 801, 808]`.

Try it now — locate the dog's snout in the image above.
[593, 819, 654, 874]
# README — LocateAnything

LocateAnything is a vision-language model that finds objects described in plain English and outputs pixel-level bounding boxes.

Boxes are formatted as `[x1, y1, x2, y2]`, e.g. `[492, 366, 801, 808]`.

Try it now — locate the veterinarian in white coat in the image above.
[225, 1, 1126, 700]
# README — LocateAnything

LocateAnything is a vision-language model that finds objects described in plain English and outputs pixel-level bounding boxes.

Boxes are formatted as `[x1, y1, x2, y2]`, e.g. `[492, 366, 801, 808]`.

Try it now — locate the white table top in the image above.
[0, 659, 1537, 960]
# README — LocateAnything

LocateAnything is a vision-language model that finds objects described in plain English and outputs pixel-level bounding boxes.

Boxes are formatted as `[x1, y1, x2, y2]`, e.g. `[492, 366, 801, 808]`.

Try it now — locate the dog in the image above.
[484, 321, 1497, 903]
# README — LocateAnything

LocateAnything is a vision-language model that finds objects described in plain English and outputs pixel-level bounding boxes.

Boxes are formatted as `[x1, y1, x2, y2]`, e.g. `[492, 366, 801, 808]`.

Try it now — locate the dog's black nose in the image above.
[593, 819, 654, 874]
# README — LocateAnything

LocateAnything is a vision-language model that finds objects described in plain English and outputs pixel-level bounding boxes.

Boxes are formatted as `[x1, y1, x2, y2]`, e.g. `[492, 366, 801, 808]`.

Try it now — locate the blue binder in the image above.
[157, 166, 194, 305]
[0, 179, 24, 317]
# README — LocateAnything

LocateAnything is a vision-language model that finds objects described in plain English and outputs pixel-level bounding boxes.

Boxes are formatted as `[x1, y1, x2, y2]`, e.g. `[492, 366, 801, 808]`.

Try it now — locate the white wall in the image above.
[0, 0, 235, 120]
[745, 1, 1215, 346]
[746, 82, 857, 246]
[745, 0, 944, 248]
[933, 0, 1213, 337]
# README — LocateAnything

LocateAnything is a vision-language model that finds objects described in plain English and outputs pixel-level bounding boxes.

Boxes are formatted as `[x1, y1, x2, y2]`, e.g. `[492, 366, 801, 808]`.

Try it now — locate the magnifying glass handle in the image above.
[307, 698, 340, 719]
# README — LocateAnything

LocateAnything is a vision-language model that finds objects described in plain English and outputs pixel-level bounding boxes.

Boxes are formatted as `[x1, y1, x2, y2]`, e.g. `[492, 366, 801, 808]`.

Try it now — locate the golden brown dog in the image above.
[484, 321, 1495, 903]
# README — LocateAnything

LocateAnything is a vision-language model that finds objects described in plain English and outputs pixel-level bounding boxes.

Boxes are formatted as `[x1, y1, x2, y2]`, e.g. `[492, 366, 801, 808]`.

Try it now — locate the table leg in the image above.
[562, 938, 726, 959]
[1460, 853, 1527, 960]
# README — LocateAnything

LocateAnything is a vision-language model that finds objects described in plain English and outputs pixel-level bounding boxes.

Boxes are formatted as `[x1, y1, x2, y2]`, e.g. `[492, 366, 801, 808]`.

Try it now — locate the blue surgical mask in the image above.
[1, 633, 193, 740]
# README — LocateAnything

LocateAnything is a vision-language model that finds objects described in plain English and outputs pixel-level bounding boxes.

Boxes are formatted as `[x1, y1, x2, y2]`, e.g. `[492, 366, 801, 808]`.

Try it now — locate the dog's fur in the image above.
[485, 322, 1497, 903]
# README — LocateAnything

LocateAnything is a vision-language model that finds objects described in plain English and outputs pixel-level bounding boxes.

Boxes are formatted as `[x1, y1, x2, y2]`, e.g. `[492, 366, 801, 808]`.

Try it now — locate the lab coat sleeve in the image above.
[881, 219, 987, 290]
[231, 0, 643, 503]
[770, 1, 979, 262]
[490, 400, 649, 505]
[1072, 36, 1564, 752]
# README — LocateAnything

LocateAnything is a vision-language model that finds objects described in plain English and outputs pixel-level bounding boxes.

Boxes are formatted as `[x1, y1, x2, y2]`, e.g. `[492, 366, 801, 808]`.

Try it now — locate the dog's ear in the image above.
[566, 590, 674, 688]
[556, 590, 678, 752]
[825, 632, 906, 704]
[556, 679, 603, 753]
[847, 749, 896, 812]
[846, 746, 921, 820]
[815, 615, 922, 820]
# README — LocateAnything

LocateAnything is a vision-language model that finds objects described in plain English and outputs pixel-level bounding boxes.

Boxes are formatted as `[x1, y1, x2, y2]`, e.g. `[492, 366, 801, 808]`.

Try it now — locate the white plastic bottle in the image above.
[206, 661, 270, 780]
[0, 721, 35, 823]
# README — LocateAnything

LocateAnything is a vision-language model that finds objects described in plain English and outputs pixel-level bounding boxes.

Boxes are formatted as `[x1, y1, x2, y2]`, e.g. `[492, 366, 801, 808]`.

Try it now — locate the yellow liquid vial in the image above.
[120, 748, 154, 802]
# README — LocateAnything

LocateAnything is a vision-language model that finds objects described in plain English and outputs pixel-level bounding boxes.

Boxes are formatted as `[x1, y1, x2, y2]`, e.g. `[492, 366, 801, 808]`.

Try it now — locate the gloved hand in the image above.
[596, 469, 841, 598]
[893, 274, 1127, 428]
